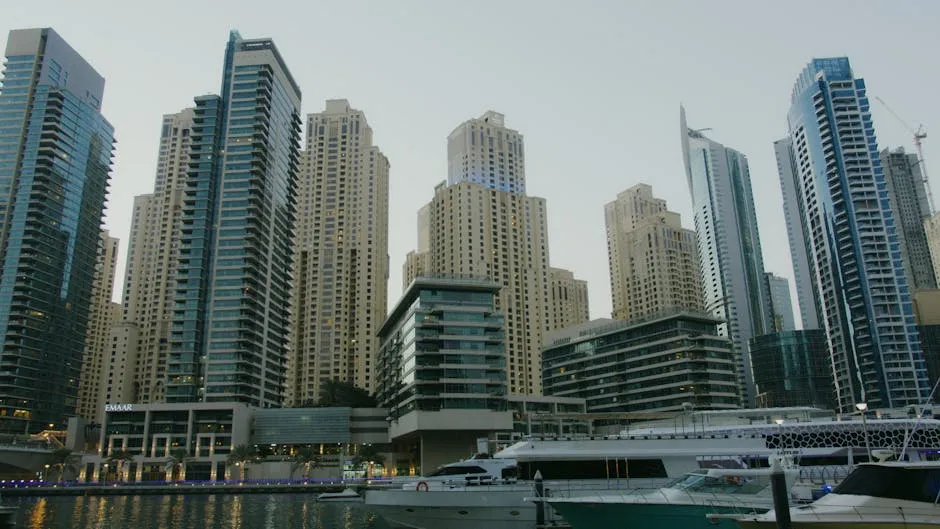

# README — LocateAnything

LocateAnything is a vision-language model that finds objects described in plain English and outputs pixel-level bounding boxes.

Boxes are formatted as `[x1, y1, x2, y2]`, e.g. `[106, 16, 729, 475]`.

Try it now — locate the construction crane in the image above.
[875, 96, 934, 215]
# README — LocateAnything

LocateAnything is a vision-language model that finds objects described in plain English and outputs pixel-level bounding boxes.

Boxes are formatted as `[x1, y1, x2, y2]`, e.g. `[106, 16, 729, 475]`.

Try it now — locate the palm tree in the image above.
[352, 444, 386, 478]
[48, 448, 80, 482]
[107, 449, 134, 482]
[227, 444, 258, 481]
[164, 448, 189, 482]
[290, 446, 322, 481]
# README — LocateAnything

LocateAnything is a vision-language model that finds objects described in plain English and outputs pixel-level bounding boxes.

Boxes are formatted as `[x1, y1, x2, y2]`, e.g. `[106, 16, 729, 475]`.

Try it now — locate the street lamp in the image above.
[774, 419, 784, 452]
[855, 402, 872, 461]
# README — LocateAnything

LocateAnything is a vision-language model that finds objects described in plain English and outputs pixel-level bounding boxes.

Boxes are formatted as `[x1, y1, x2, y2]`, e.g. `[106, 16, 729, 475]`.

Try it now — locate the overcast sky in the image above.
[4, 0, 939, 321]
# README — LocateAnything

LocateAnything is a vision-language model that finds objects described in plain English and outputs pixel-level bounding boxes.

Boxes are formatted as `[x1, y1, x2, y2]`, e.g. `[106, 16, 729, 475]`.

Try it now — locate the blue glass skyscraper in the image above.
[785, 57, 929, 411]
[167, 31, 302, 407]
[0, 28, 115, 432]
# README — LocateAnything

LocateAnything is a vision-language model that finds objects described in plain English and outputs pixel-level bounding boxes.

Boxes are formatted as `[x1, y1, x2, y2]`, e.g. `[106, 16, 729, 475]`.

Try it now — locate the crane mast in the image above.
[875, 96, 934, 215]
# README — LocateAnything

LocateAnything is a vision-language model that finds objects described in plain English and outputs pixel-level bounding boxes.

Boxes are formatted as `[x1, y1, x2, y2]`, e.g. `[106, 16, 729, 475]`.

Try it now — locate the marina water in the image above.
[6, 495, 390, 529]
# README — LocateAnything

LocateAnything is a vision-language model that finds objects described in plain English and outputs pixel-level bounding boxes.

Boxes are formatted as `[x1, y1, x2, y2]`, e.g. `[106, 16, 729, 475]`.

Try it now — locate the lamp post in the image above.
[774, 418, 785, 452]
[855, 402, 872, 461]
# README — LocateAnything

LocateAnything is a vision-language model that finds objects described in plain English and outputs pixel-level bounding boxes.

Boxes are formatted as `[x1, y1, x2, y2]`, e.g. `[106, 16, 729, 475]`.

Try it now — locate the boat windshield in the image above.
[426, 465, 489, 477]
[832, 465, 940, 504]
[671, 473, 766, 494]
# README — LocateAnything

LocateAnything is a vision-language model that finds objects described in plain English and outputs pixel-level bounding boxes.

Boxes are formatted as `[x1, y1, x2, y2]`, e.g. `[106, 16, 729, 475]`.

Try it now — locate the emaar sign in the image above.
[104, 403, 134, 412]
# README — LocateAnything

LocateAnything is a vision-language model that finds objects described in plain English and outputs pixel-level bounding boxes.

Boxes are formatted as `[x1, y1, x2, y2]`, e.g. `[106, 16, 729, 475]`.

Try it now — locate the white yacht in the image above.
[365, 407, 940, 529]
[317, 488, 363, 502]
[542, 455, 803, 529]
[731, 460, 940, 528]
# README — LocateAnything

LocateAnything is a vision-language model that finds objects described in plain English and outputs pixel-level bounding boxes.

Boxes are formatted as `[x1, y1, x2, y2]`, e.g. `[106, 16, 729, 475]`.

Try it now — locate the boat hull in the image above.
[366, 489, 547, 529]
[549, 502, 767, 529]
[737, 522, 940, 529]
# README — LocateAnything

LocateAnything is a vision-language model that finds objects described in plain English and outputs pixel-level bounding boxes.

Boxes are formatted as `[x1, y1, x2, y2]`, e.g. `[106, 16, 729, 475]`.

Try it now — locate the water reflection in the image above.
[10, 495, 388, 529]
[26, 498, 46, 529]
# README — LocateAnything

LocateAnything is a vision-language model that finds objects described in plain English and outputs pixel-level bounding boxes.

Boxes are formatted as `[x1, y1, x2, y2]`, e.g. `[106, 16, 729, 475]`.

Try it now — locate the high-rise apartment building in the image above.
[76, 231, 120, 422]
[604, 184, 703, 321]
[926, 213, 940, 285]
[168, 31, 302, 406]
[786, 57, 928, 410]
[0, 29, 115, 432]
[680, 106, 771, 406]
[289, 99, 389, 403]
[402, 205, 431, 289]
[774, 137, 822, 330]
[447, 111, 525, 194]
[406, 112, 584, 395]
[764, 273, 796, 333]
[420, 180, 551, 394]
[107, 109, 195, 407]
[880, 147, 936, 290]
[548, 267, 589, 330]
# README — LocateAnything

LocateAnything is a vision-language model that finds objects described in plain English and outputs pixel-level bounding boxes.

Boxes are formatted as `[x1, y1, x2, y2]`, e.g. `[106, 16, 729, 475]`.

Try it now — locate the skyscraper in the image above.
[419, 180, 552, 394]
[680, 106, 771, 406]
[548, 267, 590, 330]
[926, 213, 940, 285]
[289, 99, 389, 403]
[880, 147, 936, 290]
[763, 273, 796, 333]
[76, 231, 120, 422]
[447, 111, 525, 194]
[774, 137, 822, 330]
[0, 28, 115, 432]
[786, 57, 928, 410]
[605, 184, 703, 321]
[168, 31, 302, 406]
[404, 111, 583, 395]
[107, 109, 195, 407]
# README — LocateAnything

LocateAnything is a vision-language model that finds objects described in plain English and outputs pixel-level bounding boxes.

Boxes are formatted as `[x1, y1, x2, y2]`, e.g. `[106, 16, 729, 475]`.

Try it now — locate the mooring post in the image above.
[534, 470, 545, 527]
[770, 457, 792, 529]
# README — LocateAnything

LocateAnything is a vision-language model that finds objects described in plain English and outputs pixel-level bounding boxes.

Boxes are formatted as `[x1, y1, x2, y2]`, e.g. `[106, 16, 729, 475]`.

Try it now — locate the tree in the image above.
[315, 379, 377, 408]
[352, 444, 386, 478]
[48, 448, 80, 482]
[107, 449, 134, 482]
[290, 446, 322, 480]
[164, 448, 189, 482]
[227, 444, 258, 481]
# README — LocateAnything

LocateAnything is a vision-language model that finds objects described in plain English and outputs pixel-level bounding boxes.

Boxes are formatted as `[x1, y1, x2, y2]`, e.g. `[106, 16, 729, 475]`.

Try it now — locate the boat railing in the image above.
[797, 465, 852, 484]
[798, 504, 940, 521]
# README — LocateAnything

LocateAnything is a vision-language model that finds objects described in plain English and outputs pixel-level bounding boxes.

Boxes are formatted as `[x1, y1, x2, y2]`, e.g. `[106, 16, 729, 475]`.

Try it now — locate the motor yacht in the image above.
[366, 407, 940, 529]
[731, 460, 940, 529]
[541, 455, 802, 529]
[317, 488, 363, 502]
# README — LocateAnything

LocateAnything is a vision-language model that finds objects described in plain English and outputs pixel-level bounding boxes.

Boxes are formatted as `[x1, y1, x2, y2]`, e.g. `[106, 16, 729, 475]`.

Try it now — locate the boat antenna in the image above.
[900, 376, 940, 460]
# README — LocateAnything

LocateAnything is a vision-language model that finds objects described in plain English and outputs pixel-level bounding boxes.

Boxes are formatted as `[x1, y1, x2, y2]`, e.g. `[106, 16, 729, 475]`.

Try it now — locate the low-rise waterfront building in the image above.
[541, 312, 739, 413]
[72, 403, 390, 482]
[749, 330, 834, 409]
[376, 276, 511, 475]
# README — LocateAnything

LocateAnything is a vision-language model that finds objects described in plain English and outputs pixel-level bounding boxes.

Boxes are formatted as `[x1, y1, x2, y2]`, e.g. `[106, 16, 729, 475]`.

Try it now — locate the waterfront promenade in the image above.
[0, 478, 386, 497]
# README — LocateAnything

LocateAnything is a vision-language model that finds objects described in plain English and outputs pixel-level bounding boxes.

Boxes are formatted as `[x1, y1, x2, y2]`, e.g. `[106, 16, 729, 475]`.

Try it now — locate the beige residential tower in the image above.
[76, 231, 121, 422]
[289, 100, 390, 402]
[605, 184, 703, 321]
[404, 112, 588, 395]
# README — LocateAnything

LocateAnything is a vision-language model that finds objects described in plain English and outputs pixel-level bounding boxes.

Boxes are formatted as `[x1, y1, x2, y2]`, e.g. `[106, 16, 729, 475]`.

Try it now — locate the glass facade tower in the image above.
[168, 31, 302, 407]
[0, 28, 115, 432]
[680, 106, 771, 406]
[786, 57, 928, 411]
[376, 277, 507, 419]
